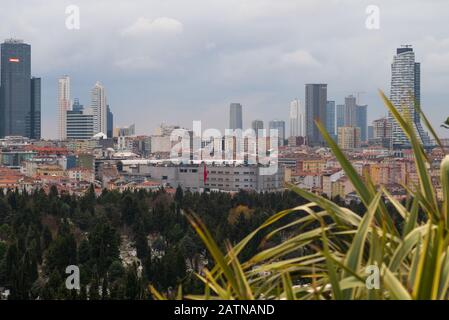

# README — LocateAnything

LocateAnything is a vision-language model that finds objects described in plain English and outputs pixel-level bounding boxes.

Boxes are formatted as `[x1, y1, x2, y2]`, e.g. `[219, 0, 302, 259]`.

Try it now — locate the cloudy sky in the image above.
[1, 0, 449, 138]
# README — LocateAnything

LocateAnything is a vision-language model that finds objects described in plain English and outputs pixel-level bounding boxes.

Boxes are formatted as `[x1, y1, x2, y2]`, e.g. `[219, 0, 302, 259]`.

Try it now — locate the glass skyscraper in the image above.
[336, 104, 345, 129]
[356, 104, 367, 142]
[305, 84, 327, 146]
[0, 39, 40, 138]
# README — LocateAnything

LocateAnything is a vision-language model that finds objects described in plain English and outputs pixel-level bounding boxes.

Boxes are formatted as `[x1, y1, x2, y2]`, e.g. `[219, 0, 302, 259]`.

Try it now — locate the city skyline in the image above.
[0, 1, 448, 139]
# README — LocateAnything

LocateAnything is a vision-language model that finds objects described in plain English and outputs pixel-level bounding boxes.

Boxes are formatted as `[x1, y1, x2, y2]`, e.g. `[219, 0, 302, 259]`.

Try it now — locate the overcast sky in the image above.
[1, 0, 448, 139]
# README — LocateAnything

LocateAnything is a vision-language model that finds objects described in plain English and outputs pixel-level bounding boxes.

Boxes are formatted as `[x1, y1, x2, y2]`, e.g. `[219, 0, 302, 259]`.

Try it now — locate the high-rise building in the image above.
[305, 84, 327, 146]
[325, 101, 336, 136]
[356, 104, 368, 142]
[269, 120, 285, 146]
[338, 126, 361, 150]
[30, 77, 41, 139]
[58, 75, 71, 140]
[389, 46, 429, 148]
[336, 104, 345, 129]
[251, 120, 264, 136]
[91, 81, 107, 135]
[66, 108, 94, 140]
[344, 95, 357, 127]
[229, 103, 242, 130]
[289, 99, 305, 137]
[107, 105, 113, 138]
[0, 39, 40, 138]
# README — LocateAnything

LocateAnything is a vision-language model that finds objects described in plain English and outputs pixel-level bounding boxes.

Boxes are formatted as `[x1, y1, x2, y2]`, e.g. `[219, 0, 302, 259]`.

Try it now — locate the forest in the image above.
[0, 185, 368, 300]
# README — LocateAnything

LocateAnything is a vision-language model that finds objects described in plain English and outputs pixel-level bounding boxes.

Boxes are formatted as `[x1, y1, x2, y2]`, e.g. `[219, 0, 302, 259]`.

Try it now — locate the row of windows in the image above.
[209, 171, 255, 175]
[179, 169, 198, 173]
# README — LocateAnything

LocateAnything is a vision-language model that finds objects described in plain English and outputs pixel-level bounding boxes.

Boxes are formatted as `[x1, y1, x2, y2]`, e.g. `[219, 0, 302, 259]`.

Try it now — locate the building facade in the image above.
[305, 84, 327, 146]
[229, 103, 243, 130]
[0, 39, 40, 139]
[326, 100, 336, 137]
[389, 46, 429, 148]
[269, 120, 286, 147]
[289, 99, 305, 137]
[58, 76, 70, 140]
[91, 81, 107, 135]
[356, 104, 368, 142]
[338, 126, 361, 150]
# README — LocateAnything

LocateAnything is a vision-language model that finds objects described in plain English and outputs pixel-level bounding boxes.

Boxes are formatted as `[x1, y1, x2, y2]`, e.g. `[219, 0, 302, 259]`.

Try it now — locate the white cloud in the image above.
[121, 17, 184, 37]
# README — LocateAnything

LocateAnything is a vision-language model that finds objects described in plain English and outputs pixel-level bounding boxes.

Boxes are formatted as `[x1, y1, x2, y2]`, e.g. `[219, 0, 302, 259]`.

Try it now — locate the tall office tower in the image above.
[336, 104, 345, 129]
[58, 76, 71, 140]
[289, 99, 305, 137]
[356, 104, 368, 142]
[229, 103, 243, 130]
[325, 101, 336, 136]
[344, 95, 357, 127]
[338, 126, 361, 150]
[305, 84, 327, 146]
[389, 46, 429, 148]
[0, 39, 40, 138]
[91, 81, 107, 134]
[269, 120, 286, 146]
[107, 105, 113, 138]
[66, 109, 94, 140]
[30, 77, 41, 139]
[251, 119, 264, 135]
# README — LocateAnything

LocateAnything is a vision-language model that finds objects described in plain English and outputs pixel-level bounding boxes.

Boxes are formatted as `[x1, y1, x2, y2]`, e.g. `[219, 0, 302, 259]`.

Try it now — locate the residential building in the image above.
[338, 126, 361, 150]
[289, 99, 305, 137]
[389, 46, 430, 148]
[58, 76, 70, 140]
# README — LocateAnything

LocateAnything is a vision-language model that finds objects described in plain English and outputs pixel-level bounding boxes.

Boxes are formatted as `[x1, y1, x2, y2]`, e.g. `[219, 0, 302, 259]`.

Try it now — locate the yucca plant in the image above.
[151, 90, 449, 300]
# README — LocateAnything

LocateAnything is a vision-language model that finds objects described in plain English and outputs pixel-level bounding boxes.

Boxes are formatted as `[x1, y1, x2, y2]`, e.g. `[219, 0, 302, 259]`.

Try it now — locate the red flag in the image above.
[203, 163, 208, 184]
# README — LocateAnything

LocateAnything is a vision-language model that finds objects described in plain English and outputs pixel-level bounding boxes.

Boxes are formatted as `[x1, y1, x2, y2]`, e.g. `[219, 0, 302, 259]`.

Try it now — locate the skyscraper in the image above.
[305, 84, 327, 146]
[66, 98, 95, 140]
[91, 81, 107, 135]
[344, 95, 357, 127]
[0, 39, 40, 138]
[289, 99, 305, 137]
[107, 105, 113, 138]
[269, 120, 285, 146]
[30, 77, 41, 139]
[336, 104, 345, 129]
[356, 104, 368, 142]
[58, 75, 70, 140]
[325, 100, 336, 136]
[229, 103, 242, 130]
[389, 46, 429, 148]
